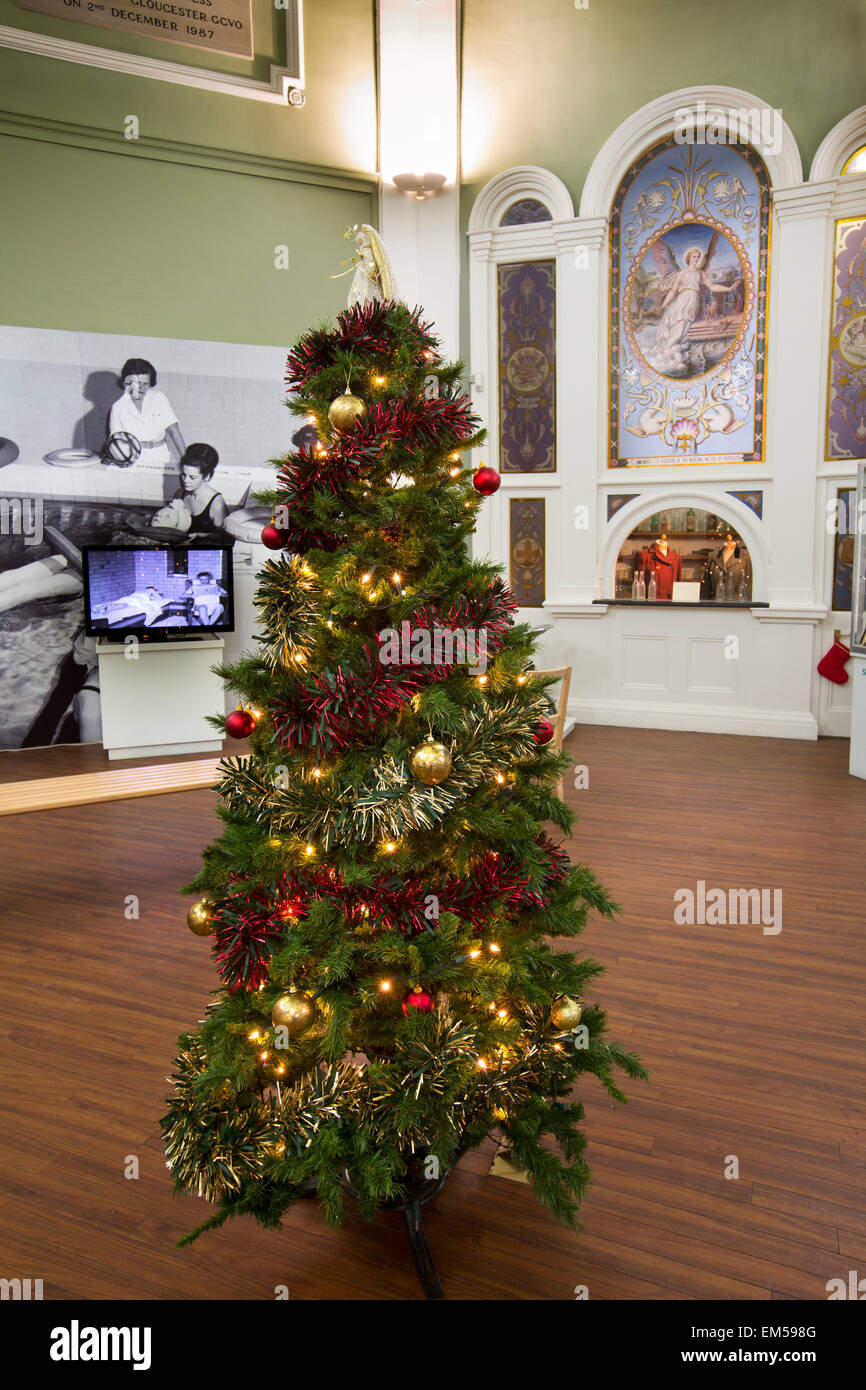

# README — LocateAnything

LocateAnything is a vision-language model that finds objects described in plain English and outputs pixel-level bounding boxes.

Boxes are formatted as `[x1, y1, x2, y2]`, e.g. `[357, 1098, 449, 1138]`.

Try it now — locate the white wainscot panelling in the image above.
[547, 608, 819, 739]
[687, 637, 738, 695]
[622, 633, 668, 690]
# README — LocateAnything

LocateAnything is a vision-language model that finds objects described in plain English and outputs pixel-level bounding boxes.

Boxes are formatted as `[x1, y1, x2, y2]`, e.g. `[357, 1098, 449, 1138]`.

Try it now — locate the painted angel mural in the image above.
[632, 228, 745, 379]
[610, 136, 769, 466]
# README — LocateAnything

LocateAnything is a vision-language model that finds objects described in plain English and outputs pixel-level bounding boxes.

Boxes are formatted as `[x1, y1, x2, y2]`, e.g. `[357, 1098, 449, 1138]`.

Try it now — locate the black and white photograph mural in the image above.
[0, 326, 297, 750]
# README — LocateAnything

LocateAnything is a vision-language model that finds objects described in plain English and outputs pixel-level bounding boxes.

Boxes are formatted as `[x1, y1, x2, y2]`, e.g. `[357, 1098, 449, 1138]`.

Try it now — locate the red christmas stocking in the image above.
[817, 637, 851, 685]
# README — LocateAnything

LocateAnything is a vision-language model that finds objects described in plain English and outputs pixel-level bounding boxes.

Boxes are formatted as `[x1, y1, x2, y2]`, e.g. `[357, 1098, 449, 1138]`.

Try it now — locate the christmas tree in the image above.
[162, 295, 644, 1273]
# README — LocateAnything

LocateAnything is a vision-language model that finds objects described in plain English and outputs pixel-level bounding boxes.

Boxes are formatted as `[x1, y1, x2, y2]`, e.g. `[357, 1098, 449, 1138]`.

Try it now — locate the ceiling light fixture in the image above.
[392, 171, 448, 201]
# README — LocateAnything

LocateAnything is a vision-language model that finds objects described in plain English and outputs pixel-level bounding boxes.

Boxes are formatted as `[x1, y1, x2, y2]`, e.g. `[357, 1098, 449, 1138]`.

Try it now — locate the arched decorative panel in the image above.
[609, 136, 771, 468]
[826, 218, 866, 458]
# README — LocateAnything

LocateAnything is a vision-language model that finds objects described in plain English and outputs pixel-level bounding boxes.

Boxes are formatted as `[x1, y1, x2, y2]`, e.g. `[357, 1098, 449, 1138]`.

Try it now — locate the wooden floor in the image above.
[0, 726, 864, 1300]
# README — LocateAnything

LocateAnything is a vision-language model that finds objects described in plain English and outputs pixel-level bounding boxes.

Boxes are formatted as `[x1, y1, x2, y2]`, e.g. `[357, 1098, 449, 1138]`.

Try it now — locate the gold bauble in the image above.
[550, 996, 582, 1031]
[327, 391, 366, 434]
[409, 735, 452, 786]
[186, 898, 214, 936]
[271, 989, 315, 1037]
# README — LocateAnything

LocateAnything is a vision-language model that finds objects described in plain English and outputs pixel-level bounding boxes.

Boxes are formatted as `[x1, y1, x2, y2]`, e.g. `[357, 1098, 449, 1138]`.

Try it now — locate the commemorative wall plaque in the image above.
[20, 0, 254, 60]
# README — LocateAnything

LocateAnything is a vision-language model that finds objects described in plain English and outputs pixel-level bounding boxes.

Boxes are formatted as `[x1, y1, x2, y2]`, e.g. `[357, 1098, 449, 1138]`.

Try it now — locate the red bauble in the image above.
[225, 707, 256, 739]
[534, 717, 555, 746]
[260, 523, 288, 551]
[472, 466, 501, 496]
[401, 986, 436, 1016]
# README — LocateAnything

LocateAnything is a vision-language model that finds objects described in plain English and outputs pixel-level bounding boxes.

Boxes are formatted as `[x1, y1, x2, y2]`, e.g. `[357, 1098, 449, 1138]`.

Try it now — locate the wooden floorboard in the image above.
[0, 725, 863, 1299]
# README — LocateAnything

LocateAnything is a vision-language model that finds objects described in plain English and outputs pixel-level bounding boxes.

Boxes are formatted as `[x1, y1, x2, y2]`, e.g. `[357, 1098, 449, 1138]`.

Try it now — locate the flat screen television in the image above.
[82, 545, 235, 640]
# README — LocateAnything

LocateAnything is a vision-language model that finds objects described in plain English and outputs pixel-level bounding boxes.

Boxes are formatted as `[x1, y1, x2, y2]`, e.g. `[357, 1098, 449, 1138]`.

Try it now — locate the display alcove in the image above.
[614, 508, 754, 603]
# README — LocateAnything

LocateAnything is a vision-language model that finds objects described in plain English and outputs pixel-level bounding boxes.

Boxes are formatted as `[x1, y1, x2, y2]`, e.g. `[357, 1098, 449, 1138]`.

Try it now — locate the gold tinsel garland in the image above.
[163, 1008, 579, 1205]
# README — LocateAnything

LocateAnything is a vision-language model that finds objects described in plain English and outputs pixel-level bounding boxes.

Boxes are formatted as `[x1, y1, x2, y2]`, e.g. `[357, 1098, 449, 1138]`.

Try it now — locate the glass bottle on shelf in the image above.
[737, 571, 748, 602]
[648, 570, 657, 601]
[715, 569, 727, 601]
[726, 570, 737, 601]
[637, 571, 646, 600]
[686, 508, 696, 531]
[631, 570, 640, 600]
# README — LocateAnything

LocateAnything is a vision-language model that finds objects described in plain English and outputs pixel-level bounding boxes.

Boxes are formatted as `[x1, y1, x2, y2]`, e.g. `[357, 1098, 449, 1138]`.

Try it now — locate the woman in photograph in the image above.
[108, 357, 186, 467]
[173, 443, 227, 535]
[184, 571, 227, 626]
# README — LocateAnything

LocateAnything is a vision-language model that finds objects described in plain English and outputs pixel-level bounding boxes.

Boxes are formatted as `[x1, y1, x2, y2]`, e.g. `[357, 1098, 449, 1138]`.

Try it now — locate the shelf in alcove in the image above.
[600, 599, 767, 608]
[628, 531, 740, 539]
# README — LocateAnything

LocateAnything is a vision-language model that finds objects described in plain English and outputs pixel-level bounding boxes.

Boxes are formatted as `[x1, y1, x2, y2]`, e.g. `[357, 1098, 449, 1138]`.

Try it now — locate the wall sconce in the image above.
[392, 172, 448, 201]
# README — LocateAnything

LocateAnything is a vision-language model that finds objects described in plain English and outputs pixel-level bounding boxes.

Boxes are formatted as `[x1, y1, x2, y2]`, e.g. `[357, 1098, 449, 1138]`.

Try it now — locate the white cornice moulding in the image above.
[0, 22, 304, 105]
[811, 106, 866, 181]
[831, 173, 866, 218]
[754, 606, 827, 624]
[468, 165, 574, 231]
[497, 475, 562, 489]
[600, 466, 774, 485]
[544, 600, 608, 618]
[551, 217, 607, 252]
[467, 230, 495, 261]
[772, 182, 836, 221]
[467, 216, 606, 262]
[581, 84, 803, 217]
[817, 463, 860, 479]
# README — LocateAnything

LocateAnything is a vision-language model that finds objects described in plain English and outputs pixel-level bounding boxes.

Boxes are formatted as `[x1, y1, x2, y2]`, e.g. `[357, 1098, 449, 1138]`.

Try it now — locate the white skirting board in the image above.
[108, 740, 222, 760]
[565, 699, 819, 741]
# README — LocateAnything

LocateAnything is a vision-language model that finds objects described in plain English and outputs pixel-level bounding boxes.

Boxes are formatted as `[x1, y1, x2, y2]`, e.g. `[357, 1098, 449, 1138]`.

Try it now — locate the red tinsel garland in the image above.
[270, 581, 517, 751]
[271, 392, 480, 554]
[351, 394, 480, 455]
[210, 835, 569, 989]
[285, 301, 439, 390]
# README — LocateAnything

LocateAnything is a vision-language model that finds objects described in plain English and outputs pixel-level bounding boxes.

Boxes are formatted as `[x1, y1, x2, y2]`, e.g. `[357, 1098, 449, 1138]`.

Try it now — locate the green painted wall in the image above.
[0, 0, 378, 345]
[0, 0, 378, 168]
[461, 0, 866, 206]
[0, 134, 375, 343]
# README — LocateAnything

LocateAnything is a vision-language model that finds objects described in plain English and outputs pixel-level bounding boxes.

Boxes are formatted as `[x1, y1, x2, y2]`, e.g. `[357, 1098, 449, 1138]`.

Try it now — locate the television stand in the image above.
[95, 636, 225, 760]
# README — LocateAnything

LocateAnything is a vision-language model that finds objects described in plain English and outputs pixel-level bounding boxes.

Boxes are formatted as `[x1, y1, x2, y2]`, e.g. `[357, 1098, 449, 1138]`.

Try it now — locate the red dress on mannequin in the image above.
[643, 541, 682, 600]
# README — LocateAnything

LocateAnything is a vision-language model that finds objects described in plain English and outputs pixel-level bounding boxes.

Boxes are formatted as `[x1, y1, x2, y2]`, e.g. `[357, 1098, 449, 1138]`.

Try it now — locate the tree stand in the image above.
[342, 1151, 460, 1300]
[402, 1197, 443, 1299]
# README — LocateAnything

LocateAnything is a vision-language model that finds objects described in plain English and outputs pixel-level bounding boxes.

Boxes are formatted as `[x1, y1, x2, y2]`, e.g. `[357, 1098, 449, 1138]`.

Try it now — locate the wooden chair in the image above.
[532, 667, 572, 799]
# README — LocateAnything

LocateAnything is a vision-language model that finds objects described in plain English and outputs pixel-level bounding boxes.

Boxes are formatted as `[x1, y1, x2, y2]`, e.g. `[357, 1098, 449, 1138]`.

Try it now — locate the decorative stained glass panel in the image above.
[826, 218, 866, 459]
[510, 499, 545, 606]
[498, 261, 556, 473]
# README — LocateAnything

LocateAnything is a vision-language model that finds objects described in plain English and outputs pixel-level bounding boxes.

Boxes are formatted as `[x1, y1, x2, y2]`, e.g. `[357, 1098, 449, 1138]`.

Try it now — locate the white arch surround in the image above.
[468, 165, 574, 232]
[601, 491, 769, 601]
[810, 106, 866, 180]
[580, 85, 803, 216]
